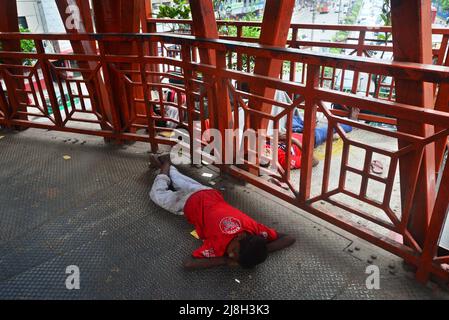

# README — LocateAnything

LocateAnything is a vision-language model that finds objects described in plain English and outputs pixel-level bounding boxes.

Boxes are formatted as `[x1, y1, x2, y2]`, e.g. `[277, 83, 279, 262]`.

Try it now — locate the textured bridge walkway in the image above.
[0, 127, 447, 299]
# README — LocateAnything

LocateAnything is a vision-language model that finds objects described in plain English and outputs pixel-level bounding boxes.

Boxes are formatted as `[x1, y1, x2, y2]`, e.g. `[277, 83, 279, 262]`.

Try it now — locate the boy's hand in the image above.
[267, 233, 296, 253]
[183, 256, 230, 270]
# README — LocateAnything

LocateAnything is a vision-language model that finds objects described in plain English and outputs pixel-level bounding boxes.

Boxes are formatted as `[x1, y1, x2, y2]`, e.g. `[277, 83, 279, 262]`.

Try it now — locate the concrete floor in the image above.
[0, 127, 448, 300]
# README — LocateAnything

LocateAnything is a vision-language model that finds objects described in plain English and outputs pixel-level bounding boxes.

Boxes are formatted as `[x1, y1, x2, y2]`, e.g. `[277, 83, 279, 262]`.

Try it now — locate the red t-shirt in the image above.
[184, 190, 278, 258]
[265, 133, 303, 169]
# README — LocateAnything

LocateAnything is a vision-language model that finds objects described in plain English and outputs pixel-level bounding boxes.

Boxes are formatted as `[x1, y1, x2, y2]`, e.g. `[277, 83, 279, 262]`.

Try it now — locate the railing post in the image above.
[299, 64, 320, 203]
[434, 38, 449, 174]
[351, 30, 366, 94]
[215, 49, 233, 171]
[289, 27, 299, 83]
[180, 45, 197, 164]
[136, 39, 159, 153]
[97, 41, 123, 140]
[236, 26, 243, 71]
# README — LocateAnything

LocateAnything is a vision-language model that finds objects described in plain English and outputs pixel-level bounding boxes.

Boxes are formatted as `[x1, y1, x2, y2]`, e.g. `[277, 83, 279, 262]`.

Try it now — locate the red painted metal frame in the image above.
[391, 0, 437, 251]
[249, 0, 296, 132]
[0, 31, 449, 284]
[148, 18, 449, 125]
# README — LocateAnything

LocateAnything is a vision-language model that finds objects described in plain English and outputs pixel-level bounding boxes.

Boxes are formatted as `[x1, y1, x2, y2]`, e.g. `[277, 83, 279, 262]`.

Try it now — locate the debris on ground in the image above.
[190, 230, 200, 239]
[159, 131, 175, 138]
[63, 155, 72, 160]
[370, 160, 384, 175]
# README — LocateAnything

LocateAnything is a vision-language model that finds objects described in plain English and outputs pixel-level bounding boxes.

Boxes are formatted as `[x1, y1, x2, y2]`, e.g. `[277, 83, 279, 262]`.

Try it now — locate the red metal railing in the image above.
[0, 31, 448, 283]
[148, 19, 449, 57]
[150, 19, 449, 125]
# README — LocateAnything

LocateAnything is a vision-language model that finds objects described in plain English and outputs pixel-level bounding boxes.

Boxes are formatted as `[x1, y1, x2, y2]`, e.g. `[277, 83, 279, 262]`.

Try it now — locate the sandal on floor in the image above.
[370, 160, 384, 175]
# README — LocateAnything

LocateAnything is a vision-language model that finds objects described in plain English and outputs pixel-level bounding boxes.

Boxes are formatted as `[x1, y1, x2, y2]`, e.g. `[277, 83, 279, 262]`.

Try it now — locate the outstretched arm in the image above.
[183, 256, 231, 270]
[267, 233, 296, 253]
[184, 233, 296, 270]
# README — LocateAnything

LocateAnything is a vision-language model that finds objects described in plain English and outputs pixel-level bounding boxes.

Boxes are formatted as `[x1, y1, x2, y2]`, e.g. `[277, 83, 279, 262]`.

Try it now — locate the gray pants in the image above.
[149, 166, 210, 215]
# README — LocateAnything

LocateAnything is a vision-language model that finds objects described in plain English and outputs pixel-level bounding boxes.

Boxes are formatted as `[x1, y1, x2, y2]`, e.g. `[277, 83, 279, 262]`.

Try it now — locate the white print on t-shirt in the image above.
[220, 217, 242, 235]
[260, 231, 268, 239]
[202, 248, 216, 258]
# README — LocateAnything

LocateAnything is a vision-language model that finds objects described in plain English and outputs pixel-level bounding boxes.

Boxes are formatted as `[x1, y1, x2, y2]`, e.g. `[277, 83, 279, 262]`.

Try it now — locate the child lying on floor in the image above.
[149, 155, 296, 270]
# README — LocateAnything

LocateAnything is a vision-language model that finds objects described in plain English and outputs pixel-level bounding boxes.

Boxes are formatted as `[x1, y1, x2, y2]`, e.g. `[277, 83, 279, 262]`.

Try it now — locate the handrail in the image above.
[147, 18, 449, 35]
[2, 32, 449, 84]
[146, 19, 449, 57]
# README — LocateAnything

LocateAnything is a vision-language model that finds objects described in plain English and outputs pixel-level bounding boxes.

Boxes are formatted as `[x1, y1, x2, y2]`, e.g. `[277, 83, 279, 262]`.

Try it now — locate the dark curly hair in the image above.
[238, 234, 268, 269]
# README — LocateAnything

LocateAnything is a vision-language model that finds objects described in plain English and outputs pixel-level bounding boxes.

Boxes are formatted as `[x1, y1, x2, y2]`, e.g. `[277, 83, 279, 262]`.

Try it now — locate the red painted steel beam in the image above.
[0, 0, 27, 124]
[142, 0, 160, 84]
[391, 0, 436, 246]
[91, 0, 144, 138]
[56, 0, 117, 130]
[56, 0, 96, 50]
[189, 0, 232, 157]
[249, 0, 296, 131]
[142, 0, 153, 33]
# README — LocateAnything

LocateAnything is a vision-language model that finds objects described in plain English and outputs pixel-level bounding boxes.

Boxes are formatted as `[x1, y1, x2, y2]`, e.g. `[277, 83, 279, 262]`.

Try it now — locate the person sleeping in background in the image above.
[292, 113, 353, 148]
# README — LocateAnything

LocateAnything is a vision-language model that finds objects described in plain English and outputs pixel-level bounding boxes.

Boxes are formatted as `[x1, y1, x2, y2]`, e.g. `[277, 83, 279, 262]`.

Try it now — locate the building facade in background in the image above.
[17, 0, 71, 53]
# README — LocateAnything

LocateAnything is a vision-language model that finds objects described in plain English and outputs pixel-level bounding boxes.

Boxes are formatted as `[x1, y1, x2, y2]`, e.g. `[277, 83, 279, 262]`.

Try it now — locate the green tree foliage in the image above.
[377, 0, 391, 43]
[331, 0, 363, 43]
[157, 0, 191, 33]
[221, 12, 261, 39]
[157, 0, 191, 19]
[0, 26, 35, 65]
[19, 27, 35, 54]
[437, 0, 449, 11]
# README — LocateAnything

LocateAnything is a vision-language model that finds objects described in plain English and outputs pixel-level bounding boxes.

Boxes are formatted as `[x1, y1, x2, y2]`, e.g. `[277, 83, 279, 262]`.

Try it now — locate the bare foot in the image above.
[158, 154, 171, 165]
[148, 154, 162, 169]
[349, 107, 360, 120]
[160, 160, 171, 176]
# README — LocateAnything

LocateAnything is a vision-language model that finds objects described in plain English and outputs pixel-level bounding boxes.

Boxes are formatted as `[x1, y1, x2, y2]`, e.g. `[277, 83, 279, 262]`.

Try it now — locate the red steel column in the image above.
[142, 0, 153, 34]
[91, 0, 142, 135]
[0, 0, 28, 124]
[189, 0, 232, 156]
[249, 0, 296, 131]
[56, 0, 118, 131]
[189, 0, 218, 66]
[0, 1, 20, 51]
[416, 156, 449, 283]
[391, 0, 436, 246]
[142, 0, 160, 85]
